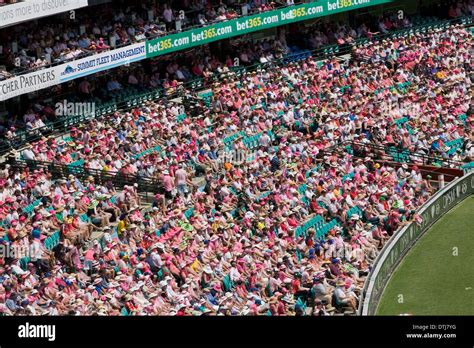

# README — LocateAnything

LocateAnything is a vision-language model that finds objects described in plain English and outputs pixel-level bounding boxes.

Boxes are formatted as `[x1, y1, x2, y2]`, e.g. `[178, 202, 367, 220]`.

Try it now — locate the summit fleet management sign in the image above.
[147, 0, 392, 57]
[0, 0, 89, 28]
[57, 42, 146, 82]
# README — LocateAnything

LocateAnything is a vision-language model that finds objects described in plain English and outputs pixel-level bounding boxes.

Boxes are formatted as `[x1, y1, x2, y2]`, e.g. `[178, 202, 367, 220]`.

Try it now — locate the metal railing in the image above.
[341, 141, 465, 168]
[7, 158, 163, 195]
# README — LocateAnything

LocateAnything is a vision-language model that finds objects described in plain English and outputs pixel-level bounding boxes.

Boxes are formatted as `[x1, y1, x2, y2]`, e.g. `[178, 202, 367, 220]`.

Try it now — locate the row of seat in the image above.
[283, 46, 312, 64]
[305, 164, 321, 178]
[383, 19, 452, 41]
[295, 214, 342, 241]
[22, 199, 43, 215]
[461, 162, 474, 170]
[295, 215, 324, 238]
[388, 146, 410, 163]
[342, 171, 355, 182]
[199, 91, 213, 107]
[242, 130, 276, 149]
[393, 112, 415, 135]
[394, 116, 409, 126]
[316, 219, 340, 240]
[223, 130, 245, 150]
[346, 206, 363, 219]
[445, 138, 464, 156]
[176, 113, 187, 123]
[131, 145, 162, 160]
[255, 191, 271, 202]
[68, 158, 85, 167]
[411, 15, 440, 26]
[44, 231, 61, 251]
[322, 45, 340, 56]
[374, 81, 412, 96]
[298, 184, 309, 205]
[189, 79, 205, 90]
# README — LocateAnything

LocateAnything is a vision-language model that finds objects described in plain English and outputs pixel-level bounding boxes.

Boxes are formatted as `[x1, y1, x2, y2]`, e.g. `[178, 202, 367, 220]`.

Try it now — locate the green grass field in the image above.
[377, 196, 474, 315]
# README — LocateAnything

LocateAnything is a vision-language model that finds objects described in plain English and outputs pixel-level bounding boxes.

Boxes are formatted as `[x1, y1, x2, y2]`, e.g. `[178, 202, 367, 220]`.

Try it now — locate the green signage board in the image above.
[146, 0, 392, 58]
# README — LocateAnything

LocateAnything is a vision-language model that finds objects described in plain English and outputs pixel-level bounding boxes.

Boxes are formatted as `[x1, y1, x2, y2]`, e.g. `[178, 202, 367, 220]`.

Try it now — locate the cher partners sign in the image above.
[0, 68, 57, 102]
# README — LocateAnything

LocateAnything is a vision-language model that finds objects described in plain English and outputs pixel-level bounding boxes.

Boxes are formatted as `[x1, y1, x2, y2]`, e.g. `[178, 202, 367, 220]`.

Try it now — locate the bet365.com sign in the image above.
[147, 0, 392, 58]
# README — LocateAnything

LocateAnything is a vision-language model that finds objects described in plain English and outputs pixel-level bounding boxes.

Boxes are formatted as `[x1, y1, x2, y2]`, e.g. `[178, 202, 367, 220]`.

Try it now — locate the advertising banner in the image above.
[0, 66, 58, 101]
[57, 42, 146, 82]
[0, 0, 89, 28]
[361, 173, 474, 315]
[146, 0, 392, 58]
[0, 42, 146, 101]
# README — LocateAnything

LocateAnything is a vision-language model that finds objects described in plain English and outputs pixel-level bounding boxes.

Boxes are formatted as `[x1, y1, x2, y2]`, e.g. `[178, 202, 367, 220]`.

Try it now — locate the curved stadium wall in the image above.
[359, 172, 474, 315]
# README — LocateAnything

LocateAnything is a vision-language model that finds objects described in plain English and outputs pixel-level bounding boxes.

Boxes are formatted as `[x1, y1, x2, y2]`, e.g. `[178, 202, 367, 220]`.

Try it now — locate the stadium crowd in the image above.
[3, 5, 474, 142]
[0, 21, 471, 316]
[1, 0, 473, 80]
[0, 10, 420, 136]
[0, 0, 282, 76]
[19, 24, 474, 168]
